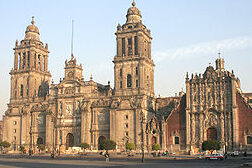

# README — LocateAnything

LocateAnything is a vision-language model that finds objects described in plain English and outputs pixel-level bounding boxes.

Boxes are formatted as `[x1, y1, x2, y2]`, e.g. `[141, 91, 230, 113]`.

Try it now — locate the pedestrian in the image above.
[105, 150, 109, 162]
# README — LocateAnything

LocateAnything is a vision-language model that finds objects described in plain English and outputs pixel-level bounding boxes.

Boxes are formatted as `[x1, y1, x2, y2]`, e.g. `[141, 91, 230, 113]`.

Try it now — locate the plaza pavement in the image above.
[0, 154, 251, 168]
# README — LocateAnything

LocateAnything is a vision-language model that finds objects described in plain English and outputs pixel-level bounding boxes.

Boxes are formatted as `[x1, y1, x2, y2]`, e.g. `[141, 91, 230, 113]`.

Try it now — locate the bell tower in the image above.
[10, 17, 51, 102]
[113, 1, 155, 97]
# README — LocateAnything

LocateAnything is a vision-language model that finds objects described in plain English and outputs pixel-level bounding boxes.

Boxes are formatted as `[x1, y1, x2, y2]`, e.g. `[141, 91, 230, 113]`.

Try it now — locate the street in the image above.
[0, 155, 251, 168]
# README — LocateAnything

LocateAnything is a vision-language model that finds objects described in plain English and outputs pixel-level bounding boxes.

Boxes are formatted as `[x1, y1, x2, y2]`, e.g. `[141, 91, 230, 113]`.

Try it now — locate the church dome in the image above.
[126, 1, 142, 23]
[25, 16, 40, 41]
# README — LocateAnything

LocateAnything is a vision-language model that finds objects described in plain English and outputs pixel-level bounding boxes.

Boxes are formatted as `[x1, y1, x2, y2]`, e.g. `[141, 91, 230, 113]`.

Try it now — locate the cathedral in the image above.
[2, 2, 252, 154]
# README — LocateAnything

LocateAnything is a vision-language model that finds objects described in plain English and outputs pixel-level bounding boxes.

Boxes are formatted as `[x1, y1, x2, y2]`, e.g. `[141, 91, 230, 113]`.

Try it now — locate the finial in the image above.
[71, 53, 74, 60]
[31, 16, 35, 25]
[218, 52, 221, 59]
[90, 74, 93, 81]
[132, 0, 136, 6]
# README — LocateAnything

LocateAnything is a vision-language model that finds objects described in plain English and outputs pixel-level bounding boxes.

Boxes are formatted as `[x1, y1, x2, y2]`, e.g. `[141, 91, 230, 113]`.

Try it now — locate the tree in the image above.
[0, 141, 11, 153]
[100, 139, 116, 151]
[20, 145, 25, 153]
[152, 143, 161, 151]
[0, 141, 11, 149]
[79, 143, 90, 150]
[126, 143, 136, 151]
[37, 144, 45, 152]
[202, 140, 220, 154]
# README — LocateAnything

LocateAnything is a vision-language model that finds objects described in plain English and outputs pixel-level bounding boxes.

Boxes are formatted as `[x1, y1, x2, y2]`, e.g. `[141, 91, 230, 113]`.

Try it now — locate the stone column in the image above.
[125, 37, 128, 57]
[40, 54, 43, 71]
[199, 114, 204, 144]
[45, 114, 53, 148]
[148, 42, 151, 58]
[45, 55, 48, 71]
[132, 36, 135, 57]
[221, 113, 225, 143]
[20, 52, 23, 70]
[138, 34, 144, 57]
[191, 113, 195, 145]
[35, 53, 37, 70]
[81, 112, 85, 143]
[14, 52, 18, 70]
[30, 50, 34, 70]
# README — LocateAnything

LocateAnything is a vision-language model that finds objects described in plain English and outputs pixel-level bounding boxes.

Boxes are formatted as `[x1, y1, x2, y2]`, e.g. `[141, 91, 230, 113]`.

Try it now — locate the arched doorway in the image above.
[37, 137, 44, 145]
[98, 136, 106, 150]
[66, 133, 74, 149]
[207, 127, 217, 140]
[151, 136, 157, 149]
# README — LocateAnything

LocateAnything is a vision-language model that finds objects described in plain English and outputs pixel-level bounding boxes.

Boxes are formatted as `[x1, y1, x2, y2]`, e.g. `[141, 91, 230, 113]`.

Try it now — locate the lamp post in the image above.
[59, 130, 62, 156]
[140, 112, 145, 163]
[51, 117, 55, 158]
[29, 110, 33, 156]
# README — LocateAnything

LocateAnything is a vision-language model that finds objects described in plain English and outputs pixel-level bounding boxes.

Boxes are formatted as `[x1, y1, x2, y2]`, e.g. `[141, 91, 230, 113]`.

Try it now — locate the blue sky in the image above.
[0, 0, 252, 118]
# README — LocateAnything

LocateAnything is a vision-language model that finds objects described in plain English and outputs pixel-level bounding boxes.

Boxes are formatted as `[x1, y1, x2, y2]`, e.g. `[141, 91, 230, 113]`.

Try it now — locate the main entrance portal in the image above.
[207, 127, 217, 140]
[66, 133, 74, 149]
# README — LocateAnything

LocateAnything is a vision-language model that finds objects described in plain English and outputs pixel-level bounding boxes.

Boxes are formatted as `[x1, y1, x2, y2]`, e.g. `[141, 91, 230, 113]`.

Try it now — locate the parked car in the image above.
[205, 153, 224, 160]
[231, 151, 239, 156]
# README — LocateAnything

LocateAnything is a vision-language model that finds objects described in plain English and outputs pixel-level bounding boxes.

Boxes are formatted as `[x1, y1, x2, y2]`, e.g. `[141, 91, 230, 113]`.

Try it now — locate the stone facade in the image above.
[2, 2, 157, 153]
[185, 57, 241, 152]
[162, 57, 252, 154]
[1, 2, 252, 154]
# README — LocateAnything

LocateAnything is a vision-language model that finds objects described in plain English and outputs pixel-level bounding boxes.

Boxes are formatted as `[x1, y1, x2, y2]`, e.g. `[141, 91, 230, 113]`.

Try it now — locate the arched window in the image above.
[120, 68, 122, 77]
[27, 51, 30, 68]
[136, 67, 138, 75]
[120, 81, 122, 88]
[20, 84, 23, 97]
[27, 78, 29, 96]
[22, 52, 26, 69]
[175, 137, 180, 144]
[38, 55, 41, 66]
[43, 55, 45, 71]
[247, 136, 252, 144]
[18, 53, 21, 69]
[128, 38, 132, 56]
[34, 53, 37, 69]
[127, 74, 132, 88]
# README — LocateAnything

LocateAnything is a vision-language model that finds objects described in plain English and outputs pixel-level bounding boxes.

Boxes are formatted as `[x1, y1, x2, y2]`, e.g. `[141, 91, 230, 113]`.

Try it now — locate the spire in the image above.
[31, 16, 35, 25]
